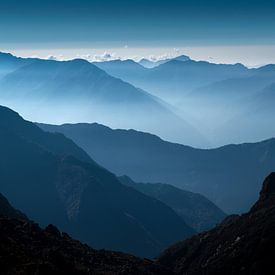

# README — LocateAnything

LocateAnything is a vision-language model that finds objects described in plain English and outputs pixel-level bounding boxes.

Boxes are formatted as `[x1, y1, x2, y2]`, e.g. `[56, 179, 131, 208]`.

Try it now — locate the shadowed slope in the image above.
[0, 105, 194, 258]
[158, 173, 275, 275]
[119, 176, 226, 232]
[0, 193, 172, 275]
[38, 122, 275, 214]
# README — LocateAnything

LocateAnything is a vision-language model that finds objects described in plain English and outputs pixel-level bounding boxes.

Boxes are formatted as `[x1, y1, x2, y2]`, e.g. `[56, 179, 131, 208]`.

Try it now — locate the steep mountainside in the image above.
[0, 105, 194, 258]
[0, 193, 172, 275]
[119, 176, 226, 232]
[0, 52, 204, 146]
[158, 173, 275, 275]
[38, 122, 275, 214]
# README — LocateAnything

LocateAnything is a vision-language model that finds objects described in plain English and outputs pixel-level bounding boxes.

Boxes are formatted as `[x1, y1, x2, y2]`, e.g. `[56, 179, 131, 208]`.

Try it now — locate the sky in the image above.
[1, 0, 275, 66]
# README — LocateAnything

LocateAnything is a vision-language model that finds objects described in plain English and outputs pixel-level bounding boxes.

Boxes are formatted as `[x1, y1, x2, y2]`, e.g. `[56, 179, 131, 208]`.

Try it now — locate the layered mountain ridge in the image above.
[0, 105, 194, 258]
[38, 122, 275, 214]
[1, 170, 274, 274]
[0, 52, 204, 146]
[94, 56, 275, 146]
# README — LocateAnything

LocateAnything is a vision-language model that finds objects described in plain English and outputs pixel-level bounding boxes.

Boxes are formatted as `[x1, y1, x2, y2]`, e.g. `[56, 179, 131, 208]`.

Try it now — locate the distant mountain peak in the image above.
[0, 51, 16, 59]
[138, 54, 190, 68]
[257, 64, 275, 72]
[69, 58, 91, 65]
[172, 54, 190, 62]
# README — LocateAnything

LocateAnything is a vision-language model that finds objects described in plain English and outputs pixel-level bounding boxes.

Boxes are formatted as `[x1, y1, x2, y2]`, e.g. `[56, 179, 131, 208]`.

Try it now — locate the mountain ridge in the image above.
[0, 51, 205, 146]
[0, 105, 194, 258]
[119, 176, 226, 232]
[38, 122, 275, 214]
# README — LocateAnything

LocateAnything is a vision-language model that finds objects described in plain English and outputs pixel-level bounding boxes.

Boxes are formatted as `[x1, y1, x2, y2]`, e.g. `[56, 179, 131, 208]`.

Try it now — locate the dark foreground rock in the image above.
[0, 217, 173, 275]
[158, 173, 275, 275]
[0, 192, 172, 275]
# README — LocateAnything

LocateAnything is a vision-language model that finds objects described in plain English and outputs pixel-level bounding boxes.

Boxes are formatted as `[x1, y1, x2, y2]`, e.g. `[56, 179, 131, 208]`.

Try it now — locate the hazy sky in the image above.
[1, 0, 275, 66]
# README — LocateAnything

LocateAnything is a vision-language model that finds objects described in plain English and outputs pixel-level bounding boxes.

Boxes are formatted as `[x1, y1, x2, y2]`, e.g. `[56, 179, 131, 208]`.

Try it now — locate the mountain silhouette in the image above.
[0, 52, 205, 146]
[119, 176, 226, 232]
[38, 122, 275, 214]
[0, 105, 194, 258]
[95, 57, 275, 146]
[157, 173, 275, 275]
[138, 55, 190, 68]
[95, 59, 250, 104]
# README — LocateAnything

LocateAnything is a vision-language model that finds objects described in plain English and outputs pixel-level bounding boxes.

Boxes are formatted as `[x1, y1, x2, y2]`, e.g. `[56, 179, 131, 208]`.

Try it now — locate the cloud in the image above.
[46, 55, 63, 61]
[145, 53, 173, 62]
[47, 55, 58, 61]
[77, 54, 92, 60]
[91, 52, 121, 62]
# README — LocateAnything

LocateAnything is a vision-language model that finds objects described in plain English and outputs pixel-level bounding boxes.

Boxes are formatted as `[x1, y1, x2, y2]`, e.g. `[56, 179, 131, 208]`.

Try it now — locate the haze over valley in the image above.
[1, 51, 275, 148]
[1, 0, 275, 274]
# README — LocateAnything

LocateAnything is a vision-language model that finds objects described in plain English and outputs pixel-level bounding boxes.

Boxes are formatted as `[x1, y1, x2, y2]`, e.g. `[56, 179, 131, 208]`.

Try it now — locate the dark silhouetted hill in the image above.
[0, 105, 194, 258]
[38, 122, 275, 214]
[0, 193, 172, 275]
[157, 173, 275, 275]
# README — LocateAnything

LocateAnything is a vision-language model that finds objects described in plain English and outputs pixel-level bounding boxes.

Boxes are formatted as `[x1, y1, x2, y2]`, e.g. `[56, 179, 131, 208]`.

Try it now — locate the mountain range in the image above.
[94, 56, 275, 146]
[181, 63, 275, 144]
[0, 191, 171, 275]
[138, 54, 190, 68]
[0, 105, 196, 258]
[0, 52, 205, 146]
[0, 48, 275, 273]
[38, 122, 275, 214]
[94, 58, 250, 104]
[1, 168, 274, 274]
[1, 51, 275, 147]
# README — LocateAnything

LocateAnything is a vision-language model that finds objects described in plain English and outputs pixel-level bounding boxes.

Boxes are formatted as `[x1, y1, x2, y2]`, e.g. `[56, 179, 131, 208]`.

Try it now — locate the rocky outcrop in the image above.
[0, 193, 172, 275]
[158, 173, 275, 275]
[0, 217, 173, 275]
